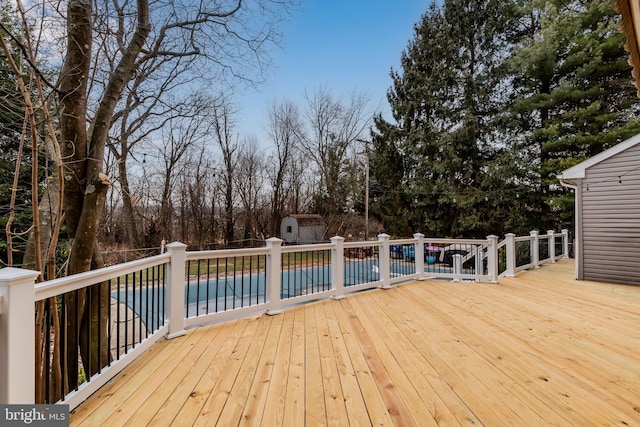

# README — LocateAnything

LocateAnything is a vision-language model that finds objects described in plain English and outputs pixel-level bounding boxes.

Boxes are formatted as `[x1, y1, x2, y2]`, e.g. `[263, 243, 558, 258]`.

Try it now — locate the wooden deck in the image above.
[70, 259, 640, 426]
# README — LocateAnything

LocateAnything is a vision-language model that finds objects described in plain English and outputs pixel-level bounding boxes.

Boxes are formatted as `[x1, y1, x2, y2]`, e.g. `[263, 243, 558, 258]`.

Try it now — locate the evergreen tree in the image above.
[509, 0, 640, 229]
[0, 3, 31, 266]
[372, 0, 527, 237]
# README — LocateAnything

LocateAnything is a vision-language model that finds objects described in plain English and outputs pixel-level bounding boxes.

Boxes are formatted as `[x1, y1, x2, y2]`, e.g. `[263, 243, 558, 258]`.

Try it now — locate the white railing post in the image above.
[547, 230, 556, 263]
[530, 230, 540, 268]
[505, 233, 516, 277]
[330, 236, 346, 299]
[486, 235, 498, 283]
[266, 237, 284, 314]
[0, 267, 39, 404]
[166, 242, 188, 339]
[453, 254, 463, 282]
[413, 233, 425, 280]
[378, 234, 391, 289]
[561, 229, 569, 258]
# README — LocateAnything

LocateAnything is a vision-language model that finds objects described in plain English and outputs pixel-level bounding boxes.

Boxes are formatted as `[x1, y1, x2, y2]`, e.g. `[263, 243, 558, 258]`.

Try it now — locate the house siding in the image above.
[581, 143, 640, 286]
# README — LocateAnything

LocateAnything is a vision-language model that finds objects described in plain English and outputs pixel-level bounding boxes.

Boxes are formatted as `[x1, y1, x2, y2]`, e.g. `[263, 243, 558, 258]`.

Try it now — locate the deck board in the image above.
[70, 259, 640, 426]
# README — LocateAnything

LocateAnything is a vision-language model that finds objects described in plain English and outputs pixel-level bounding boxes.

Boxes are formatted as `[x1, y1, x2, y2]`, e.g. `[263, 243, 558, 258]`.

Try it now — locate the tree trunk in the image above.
[224, 178, 234, 245]
[58, 0, 150, 388]
[23, 176, 60, 271]
[160, 174, 174, 241]
[117, 151, 140, 247]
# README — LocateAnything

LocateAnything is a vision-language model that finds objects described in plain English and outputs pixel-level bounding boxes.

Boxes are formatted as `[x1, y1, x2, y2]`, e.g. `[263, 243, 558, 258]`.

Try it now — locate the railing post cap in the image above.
[505, 233, 516, 237]
[165, 241, 188, 249]
[547, 230, 555, 235]
[0, 267, 40, 284]
[413, 233, 425, 239]
[530, 230, 539, 236]
[487, 234, 498, 239]
[265, 237, 283, 247]
[377, 233, 390, 240]
[330, 236, 345, 243]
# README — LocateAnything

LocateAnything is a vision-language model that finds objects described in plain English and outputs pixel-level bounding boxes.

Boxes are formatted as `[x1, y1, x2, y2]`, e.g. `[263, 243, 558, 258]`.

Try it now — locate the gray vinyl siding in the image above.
[581, 143, 640, 286]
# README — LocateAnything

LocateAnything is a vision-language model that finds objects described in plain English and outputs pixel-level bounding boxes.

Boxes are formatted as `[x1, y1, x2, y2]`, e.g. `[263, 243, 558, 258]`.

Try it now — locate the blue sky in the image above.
[238, 1, 428, 143]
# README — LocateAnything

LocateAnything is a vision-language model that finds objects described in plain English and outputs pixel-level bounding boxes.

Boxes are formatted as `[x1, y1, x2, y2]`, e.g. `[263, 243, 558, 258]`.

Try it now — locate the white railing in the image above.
[499, 229, 569, 278]
[0, 230, 569, 408]
[1, 253, 172, 408]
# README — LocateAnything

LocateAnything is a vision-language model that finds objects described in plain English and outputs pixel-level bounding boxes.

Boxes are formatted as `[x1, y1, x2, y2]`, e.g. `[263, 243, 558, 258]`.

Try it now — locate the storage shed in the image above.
[280, 214, 327, 244]
[559, 133, 640, 286]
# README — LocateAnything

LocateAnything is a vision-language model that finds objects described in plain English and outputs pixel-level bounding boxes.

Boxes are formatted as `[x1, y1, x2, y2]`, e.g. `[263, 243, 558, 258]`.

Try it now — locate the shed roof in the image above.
[559, 132, 640, 181]
[615, 0, 640, 97]
[286, 214, 326, 226]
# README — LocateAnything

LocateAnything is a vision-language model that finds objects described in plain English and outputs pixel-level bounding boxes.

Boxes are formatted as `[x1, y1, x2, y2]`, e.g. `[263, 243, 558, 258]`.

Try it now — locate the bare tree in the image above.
[106, 86, 202, 248]
[301, 87, 372, 219]
[286, 150, 315, 214]
[2, 0, 295, 399]
[209, 97, 238, 246]
[98, 0, 253, 248]
[265, 99, 305, 235]
[143, 102, 213, 244]
[235, 136, 267, 243]
[183, 148, 218, 249]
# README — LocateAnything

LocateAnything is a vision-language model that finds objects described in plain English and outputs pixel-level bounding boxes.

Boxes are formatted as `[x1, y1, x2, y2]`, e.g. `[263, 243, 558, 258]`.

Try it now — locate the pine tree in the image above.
[372, 0, 526, 237]
[509, 0, 640, 229]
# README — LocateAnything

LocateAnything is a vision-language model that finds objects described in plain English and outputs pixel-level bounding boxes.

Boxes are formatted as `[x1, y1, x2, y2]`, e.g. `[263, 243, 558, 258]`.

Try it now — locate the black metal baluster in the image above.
[249, 255, 254, 306]
[131, 273, 135, 347]
[281, 253, 286, 299]
[116, 277, 121, 359]
[185, 260, 191, 318]
[196, 260, 201, 317]
[98, 281, 102, 372]
[107, 279, 112, 364]
[217, 258, 222, 313]
[233, 257, 238, 309]
[206, 259, 211, 314]
[86, 284, 92, 382]
[151, 267, 156, 333]
[323, 250, 327, 290]
[44, 299, 51, 403]
[60, 294, 66, 399]
[138, 271, 143, 343]
[304, 251, 309, 295]
[223, 258, 228, 311]
[124, 275, 129, 354]
[240, 256, 245, 308]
